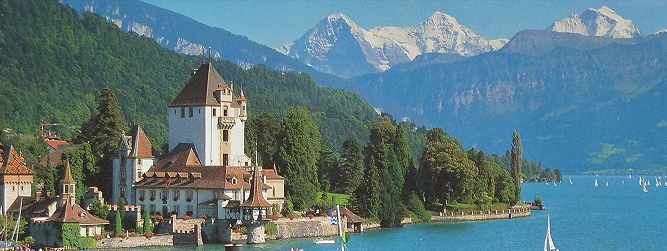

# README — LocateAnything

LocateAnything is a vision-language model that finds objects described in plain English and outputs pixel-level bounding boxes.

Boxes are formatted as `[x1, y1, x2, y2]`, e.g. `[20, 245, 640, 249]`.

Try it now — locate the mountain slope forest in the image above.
[61, 0, 346, 87]
[0, 0, 376, 150]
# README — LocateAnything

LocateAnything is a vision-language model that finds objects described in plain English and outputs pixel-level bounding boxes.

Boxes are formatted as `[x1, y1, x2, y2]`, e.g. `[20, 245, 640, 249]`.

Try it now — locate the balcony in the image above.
[218, 117, 235, 129]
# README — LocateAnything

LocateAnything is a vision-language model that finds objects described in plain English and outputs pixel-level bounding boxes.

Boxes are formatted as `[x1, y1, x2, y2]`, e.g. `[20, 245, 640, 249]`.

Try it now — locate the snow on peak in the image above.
[549, 6, 640, 39]
[656, 28, 667, 34]
[284, 11, 507, 77]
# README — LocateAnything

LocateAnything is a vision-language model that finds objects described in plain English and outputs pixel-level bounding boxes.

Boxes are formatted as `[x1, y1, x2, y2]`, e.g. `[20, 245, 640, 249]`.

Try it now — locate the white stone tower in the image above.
[111, 125, 154, 204]
[168, 63, 251, 167]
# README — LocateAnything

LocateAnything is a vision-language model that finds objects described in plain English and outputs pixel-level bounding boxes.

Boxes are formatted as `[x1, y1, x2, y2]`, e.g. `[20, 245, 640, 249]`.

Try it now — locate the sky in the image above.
[142, 0, 667, 48]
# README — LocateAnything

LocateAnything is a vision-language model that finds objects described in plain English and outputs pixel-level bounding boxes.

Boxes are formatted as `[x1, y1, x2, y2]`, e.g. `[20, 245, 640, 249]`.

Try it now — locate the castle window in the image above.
[231, 177, 238, 185]
[138, 159, 142, 165]
[12, 186, 15, 191]
[223, 109, 228, 117]
[223, 154, 229, 166]
[186, 191, 193, 202]
[150, 204, 156, 213]
[188, 107, 193, 117]
[223, 130, 229, 142]
[180, 107, 185, 118]
[173, 190, 180, 201]
[162, 206, 169, 216]
[213, 108, 217, 117]
[150, 190, 156, 201]
[174, 205, 180, 215]
[139, 191, 145, 201]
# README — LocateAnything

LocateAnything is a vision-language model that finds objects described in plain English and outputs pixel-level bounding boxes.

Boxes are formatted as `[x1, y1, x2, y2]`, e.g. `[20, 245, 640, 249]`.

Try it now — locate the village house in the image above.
[28, 161, 108, 247]
[0, 143, 33, 215]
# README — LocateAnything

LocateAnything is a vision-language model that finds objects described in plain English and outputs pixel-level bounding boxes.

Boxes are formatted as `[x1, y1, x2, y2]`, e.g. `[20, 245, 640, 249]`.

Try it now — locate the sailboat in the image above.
[605, 181, 609, 187]
[544, 216, 559, 251]
[569, 178, 573, 185]
[594, 179, 598, 187]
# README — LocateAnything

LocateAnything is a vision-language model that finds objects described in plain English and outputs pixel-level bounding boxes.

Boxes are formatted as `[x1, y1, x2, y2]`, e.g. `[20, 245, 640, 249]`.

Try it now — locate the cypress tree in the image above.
[275, 107, 321, 210]
[142, 210, 153, 234]
[245, 112, 280, 166]
[114, 209, 123, 236]
[510, 130, 523, 205]
[76, 88, 128, 196]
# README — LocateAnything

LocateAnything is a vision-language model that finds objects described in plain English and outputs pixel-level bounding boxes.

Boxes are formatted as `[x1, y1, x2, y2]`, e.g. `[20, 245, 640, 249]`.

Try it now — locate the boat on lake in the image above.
[544, 216, 559, 251]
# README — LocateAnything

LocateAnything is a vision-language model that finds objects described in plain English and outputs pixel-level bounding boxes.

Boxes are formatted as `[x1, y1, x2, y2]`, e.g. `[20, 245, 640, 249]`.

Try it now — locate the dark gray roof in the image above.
[169, 63, 229, 107]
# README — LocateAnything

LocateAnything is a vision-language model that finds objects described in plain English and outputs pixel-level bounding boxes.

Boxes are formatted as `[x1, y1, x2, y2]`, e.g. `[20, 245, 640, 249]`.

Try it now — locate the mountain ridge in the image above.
[284, 11, 507, 78]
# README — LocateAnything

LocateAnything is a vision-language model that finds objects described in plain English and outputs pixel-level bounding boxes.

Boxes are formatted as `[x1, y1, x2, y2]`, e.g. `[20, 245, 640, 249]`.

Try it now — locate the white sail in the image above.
[544, 216, 559, 251]
[594, 179, 598, 187]
[569, 178, 573, 185]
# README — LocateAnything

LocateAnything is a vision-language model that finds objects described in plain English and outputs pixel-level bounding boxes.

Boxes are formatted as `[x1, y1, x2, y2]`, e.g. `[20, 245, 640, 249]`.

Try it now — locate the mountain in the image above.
[283, 12, 507, 78]
[0, 0, 377, 149]
[658, 29, 667, 34]
[501, 30, 637, 56]
[549, 6, 640, 39]
[342, 33, 667, 173]
[60, 0, 345, 87]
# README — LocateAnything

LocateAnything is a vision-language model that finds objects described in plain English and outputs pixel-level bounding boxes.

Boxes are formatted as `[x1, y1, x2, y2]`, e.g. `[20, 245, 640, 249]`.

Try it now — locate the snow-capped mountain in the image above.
[548, 6, 640, 39]
[283, 11, 507, 78]
[657, 28, 667, 34]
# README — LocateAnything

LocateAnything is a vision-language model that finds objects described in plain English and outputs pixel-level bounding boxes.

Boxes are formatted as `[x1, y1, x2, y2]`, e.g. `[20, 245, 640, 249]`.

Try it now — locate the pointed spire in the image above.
[62, 159, 74, 185]
[240, 162, 271, 208]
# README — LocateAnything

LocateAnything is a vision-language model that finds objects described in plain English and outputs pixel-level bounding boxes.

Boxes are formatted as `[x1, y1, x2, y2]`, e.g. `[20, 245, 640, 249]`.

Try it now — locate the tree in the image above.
[89, 200, 110, 220]
[317, 142, 339, 192]
[142, 210, 153, 234]
[510, 130, 523, 205]
[114, 209, 123, 236]
[275, 107, 321, 210]
[337, 138, 363, 195]
[419, 128, 478, 204]
[76, 88, 128, 197]
[245, 112, 280, 166]
[359, 118, 406, 226]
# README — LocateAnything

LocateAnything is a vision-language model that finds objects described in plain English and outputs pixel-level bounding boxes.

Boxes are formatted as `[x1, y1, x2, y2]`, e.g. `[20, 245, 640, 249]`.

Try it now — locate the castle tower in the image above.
[168, 63, 251, 166]
[240, 165, 272, 244]
[111, 125, 154, 204]
[61, 160, 76, 206]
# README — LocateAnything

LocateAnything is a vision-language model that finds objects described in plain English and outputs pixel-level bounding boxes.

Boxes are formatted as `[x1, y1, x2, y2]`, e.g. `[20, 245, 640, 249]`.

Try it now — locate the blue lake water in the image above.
[156, 175, 667, 251]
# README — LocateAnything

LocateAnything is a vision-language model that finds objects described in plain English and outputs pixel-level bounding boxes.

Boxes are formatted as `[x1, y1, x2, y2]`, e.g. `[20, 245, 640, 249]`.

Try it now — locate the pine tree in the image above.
[317, 142, 339, 192]
[510, 130, 523, 205]
[76, 88, 128, 196]
[245, 112, 280, 166]
[275, 107, 321, 210]
[337, 138, 363, 195]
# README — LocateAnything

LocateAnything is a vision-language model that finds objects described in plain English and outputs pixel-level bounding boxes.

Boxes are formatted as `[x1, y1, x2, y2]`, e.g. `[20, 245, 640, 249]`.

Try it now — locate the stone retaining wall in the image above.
[96, 235, 173, 249]
[273, 217, 345, 239]
[433, 206, 531, 222]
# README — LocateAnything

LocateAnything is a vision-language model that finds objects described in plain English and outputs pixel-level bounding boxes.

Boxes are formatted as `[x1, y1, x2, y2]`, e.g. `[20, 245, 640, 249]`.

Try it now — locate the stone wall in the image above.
[433, 206, 531, 222]
[273, 217, 345, 239]
[96, 235, 173, 249]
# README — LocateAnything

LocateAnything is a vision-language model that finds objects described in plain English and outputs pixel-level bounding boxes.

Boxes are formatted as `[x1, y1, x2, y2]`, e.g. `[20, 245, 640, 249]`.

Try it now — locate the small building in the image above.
[340, 207, 364, 233]
[31, 161, 108, 248]
[0, 143, 33, 214]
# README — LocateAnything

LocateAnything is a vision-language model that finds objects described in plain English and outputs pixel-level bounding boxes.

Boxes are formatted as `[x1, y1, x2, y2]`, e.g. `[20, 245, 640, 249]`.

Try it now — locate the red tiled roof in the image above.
[240, 166, 271, 208]
[0, 144, 33, 175]
[262, 165, 284, 180]
[154, 143, 201, 168]
[169, 63, 230, 107]
[44, 139, 69, 151]
[130, 125, 153, 158]
[47, 201, 109, 225]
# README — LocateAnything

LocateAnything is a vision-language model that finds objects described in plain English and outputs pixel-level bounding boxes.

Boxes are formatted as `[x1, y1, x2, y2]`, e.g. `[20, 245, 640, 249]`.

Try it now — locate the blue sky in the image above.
[142, 0, 667, 48]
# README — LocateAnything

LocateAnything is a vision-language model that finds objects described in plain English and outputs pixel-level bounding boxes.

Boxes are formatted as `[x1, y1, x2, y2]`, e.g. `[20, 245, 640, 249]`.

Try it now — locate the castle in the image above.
[111, 63, 284, 219]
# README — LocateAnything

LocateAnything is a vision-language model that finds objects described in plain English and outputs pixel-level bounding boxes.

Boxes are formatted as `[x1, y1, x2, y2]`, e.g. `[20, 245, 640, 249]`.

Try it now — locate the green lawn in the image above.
[314, 192, 350, 206]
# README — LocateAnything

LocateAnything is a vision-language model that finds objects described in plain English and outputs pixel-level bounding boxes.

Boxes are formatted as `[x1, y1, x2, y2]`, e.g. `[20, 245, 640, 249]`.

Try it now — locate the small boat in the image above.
[569, 178, 573, 185]
[544, 215, 559, 251]
[605, 181, 609, 187]
[314, 239, 336, 244]
[594, 179, 598, 187]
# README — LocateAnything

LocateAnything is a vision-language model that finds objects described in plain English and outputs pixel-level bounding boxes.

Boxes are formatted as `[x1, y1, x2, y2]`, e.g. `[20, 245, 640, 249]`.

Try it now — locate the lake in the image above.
[154, 175, 667, 251]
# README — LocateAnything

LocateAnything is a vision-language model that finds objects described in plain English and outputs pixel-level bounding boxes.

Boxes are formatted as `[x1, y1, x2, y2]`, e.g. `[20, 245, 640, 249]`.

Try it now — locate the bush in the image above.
[406, 193, 431, 223]
[62, 223, 97, 249]
[264, 223, 278, 236]
[534, 195, 543, 206]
